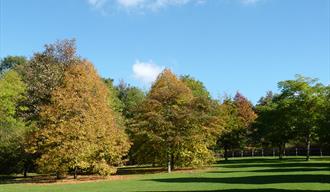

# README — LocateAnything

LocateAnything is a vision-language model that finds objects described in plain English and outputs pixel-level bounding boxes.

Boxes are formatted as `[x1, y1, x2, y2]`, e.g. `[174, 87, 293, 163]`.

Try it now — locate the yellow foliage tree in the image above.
[36, 61, 130, 178]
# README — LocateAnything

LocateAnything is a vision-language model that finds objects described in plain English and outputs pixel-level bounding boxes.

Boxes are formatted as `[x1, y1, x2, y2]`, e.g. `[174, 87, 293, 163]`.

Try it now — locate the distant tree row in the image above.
[0, 39, 329, 178]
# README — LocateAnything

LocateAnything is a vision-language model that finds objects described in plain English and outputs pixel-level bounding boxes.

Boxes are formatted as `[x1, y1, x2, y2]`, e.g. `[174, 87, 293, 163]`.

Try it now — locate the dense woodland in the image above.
[0, 40, 329, 178]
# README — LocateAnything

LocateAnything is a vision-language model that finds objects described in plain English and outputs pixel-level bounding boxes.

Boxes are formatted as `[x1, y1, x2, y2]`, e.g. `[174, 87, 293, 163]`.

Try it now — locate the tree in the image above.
[278, 75, 324, 161]
[115, 81, 145, 165]
[132, 69, 217, 172]
[0, 70, 29, 174]
[0, 56, 27, 74]
[103, 78, 124, 113]
[318, 85, 330, 147]
[116, 80, 145, 120]
[234, 92, 257, 131]
[36, 61, 130, 178]
[254, 92, 295, 159]
[217, 92, 256, 160]
[180, 75, 210, 98]
[217, 98, 241, 160]
[19, 39, 79, 122]
[180, 75, 222, 166]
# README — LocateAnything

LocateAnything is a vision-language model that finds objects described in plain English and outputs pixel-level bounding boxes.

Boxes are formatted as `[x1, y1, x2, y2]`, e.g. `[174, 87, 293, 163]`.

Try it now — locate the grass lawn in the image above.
[1, 157, 329, 192]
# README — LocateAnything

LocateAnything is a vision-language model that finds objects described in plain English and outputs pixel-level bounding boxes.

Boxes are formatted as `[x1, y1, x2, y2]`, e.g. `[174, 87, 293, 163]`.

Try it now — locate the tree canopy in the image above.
[36, 61, 130, 178]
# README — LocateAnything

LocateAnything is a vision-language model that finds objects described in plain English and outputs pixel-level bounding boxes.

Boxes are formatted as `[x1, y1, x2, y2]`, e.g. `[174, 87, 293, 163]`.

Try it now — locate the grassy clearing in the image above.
[0, 157, 329, 192]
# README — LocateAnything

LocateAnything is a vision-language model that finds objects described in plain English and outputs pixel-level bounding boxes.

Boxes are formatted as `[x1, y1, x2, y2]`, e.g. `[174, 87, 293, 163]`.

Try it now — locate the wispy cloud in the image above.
[87, 0, 264, 13]
[132, 60, 164, 84]
[88, 0, 107, 9]
[87, 0, 205, 12]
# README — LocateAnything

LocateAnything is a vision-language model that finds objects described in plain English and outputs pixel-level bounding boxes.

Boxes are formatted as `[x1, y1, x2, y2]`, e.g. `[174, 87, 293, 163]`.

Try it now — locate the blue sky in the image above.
[1, 0, 329, 103]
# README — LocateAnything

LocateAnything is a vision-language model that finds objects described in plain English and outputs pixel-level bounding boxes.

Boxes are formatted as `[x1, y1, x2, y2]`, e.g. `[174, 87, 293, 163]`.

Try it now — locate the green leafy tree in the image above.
[0, 56, 27, 74]
[116, 80, 145, 119]
[115, 81, 145, 164]
[254, 92, 295, 159]
[0, 70, 29, 174]
[36, 61, 130, 178]
[103, 78, 125, 113]
[278, 75, 324, 160]
[318, 85, 330, 147]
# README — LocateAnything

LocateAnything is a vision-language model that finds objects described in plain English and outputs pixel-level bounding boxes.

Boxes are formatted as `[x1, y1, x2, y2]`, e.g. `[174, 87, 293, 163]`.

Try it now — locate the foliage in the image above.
[254, 92, 296, 159]
[19, 39, 79, 122]
[277, 75, 325, 160]
[254, 76, 328, 159]
[0, 56, 27, 74]
[318, 85, 330, 147]
[180, 75, 210, 98]
[36, 61, 130, 177]
[131, 69, 218, 170]
[103, 78, 124, 113]
[180, 75, 223, 165]
[115, 81, 146, 164]
[217, 92, 257, 160]
[0, 70, 29, 174]
[116, 80, 146, 120]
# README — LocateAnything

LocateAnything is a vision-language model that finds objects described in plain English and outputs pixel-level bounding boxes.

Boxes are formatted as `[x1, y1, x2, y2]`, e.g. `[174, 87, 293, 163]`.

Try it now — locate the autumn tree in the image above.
[19, 39, 79, 122]
[36, 61, 130, 178]
[217, 98, 241, 160]
[217, 92, 257, 160]
[132, 69, 217, 172]
[180, 75, 222, 164]
[234, 92, 257, 149]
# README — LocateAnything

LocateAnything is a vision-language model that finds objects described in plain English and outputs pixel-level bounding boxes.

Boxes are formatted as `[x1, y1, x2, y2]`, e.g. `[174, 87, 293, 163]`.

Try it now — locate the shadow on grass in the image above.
[117, 166, 167, 175]
[147, 174, 330, 184]
[216, 157, 330, 165]
[208, 167, 330, 174]
[219, 162, 330, 169]
[117, 166, 196, 175]
[0, 175, 57, 184]
[136, 189, 330, 192]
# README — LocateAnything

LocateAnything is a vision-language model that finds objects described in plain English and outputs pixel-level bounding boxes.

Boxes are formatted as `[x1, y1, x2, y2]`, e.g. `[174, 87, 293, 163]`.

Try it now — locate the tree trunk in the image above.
[56, 172, 61, 179]
[170, 154, 175, 171]
[306, 135, 311, 161]
[279, 143, 284, 160]
[224, 147, 228, 161]
[73, 167, 78, 179]
[167, 156, 171, 173]
[167, 146, 171, 173]
[23, 168, 28, 178]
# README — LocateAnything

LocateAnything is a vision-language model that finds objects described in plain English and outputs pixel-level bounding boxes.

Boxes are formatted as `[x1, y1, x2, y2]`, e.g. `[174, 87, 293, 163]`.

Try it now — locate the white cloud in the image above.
[132, 60, 164, 83]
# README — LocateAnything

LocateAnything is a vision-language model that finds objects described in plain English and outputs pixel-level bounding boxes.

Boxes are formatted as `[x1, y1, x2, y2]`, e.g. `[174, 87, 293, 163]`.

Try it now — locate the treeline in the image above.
[0, 40, 329, 178]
